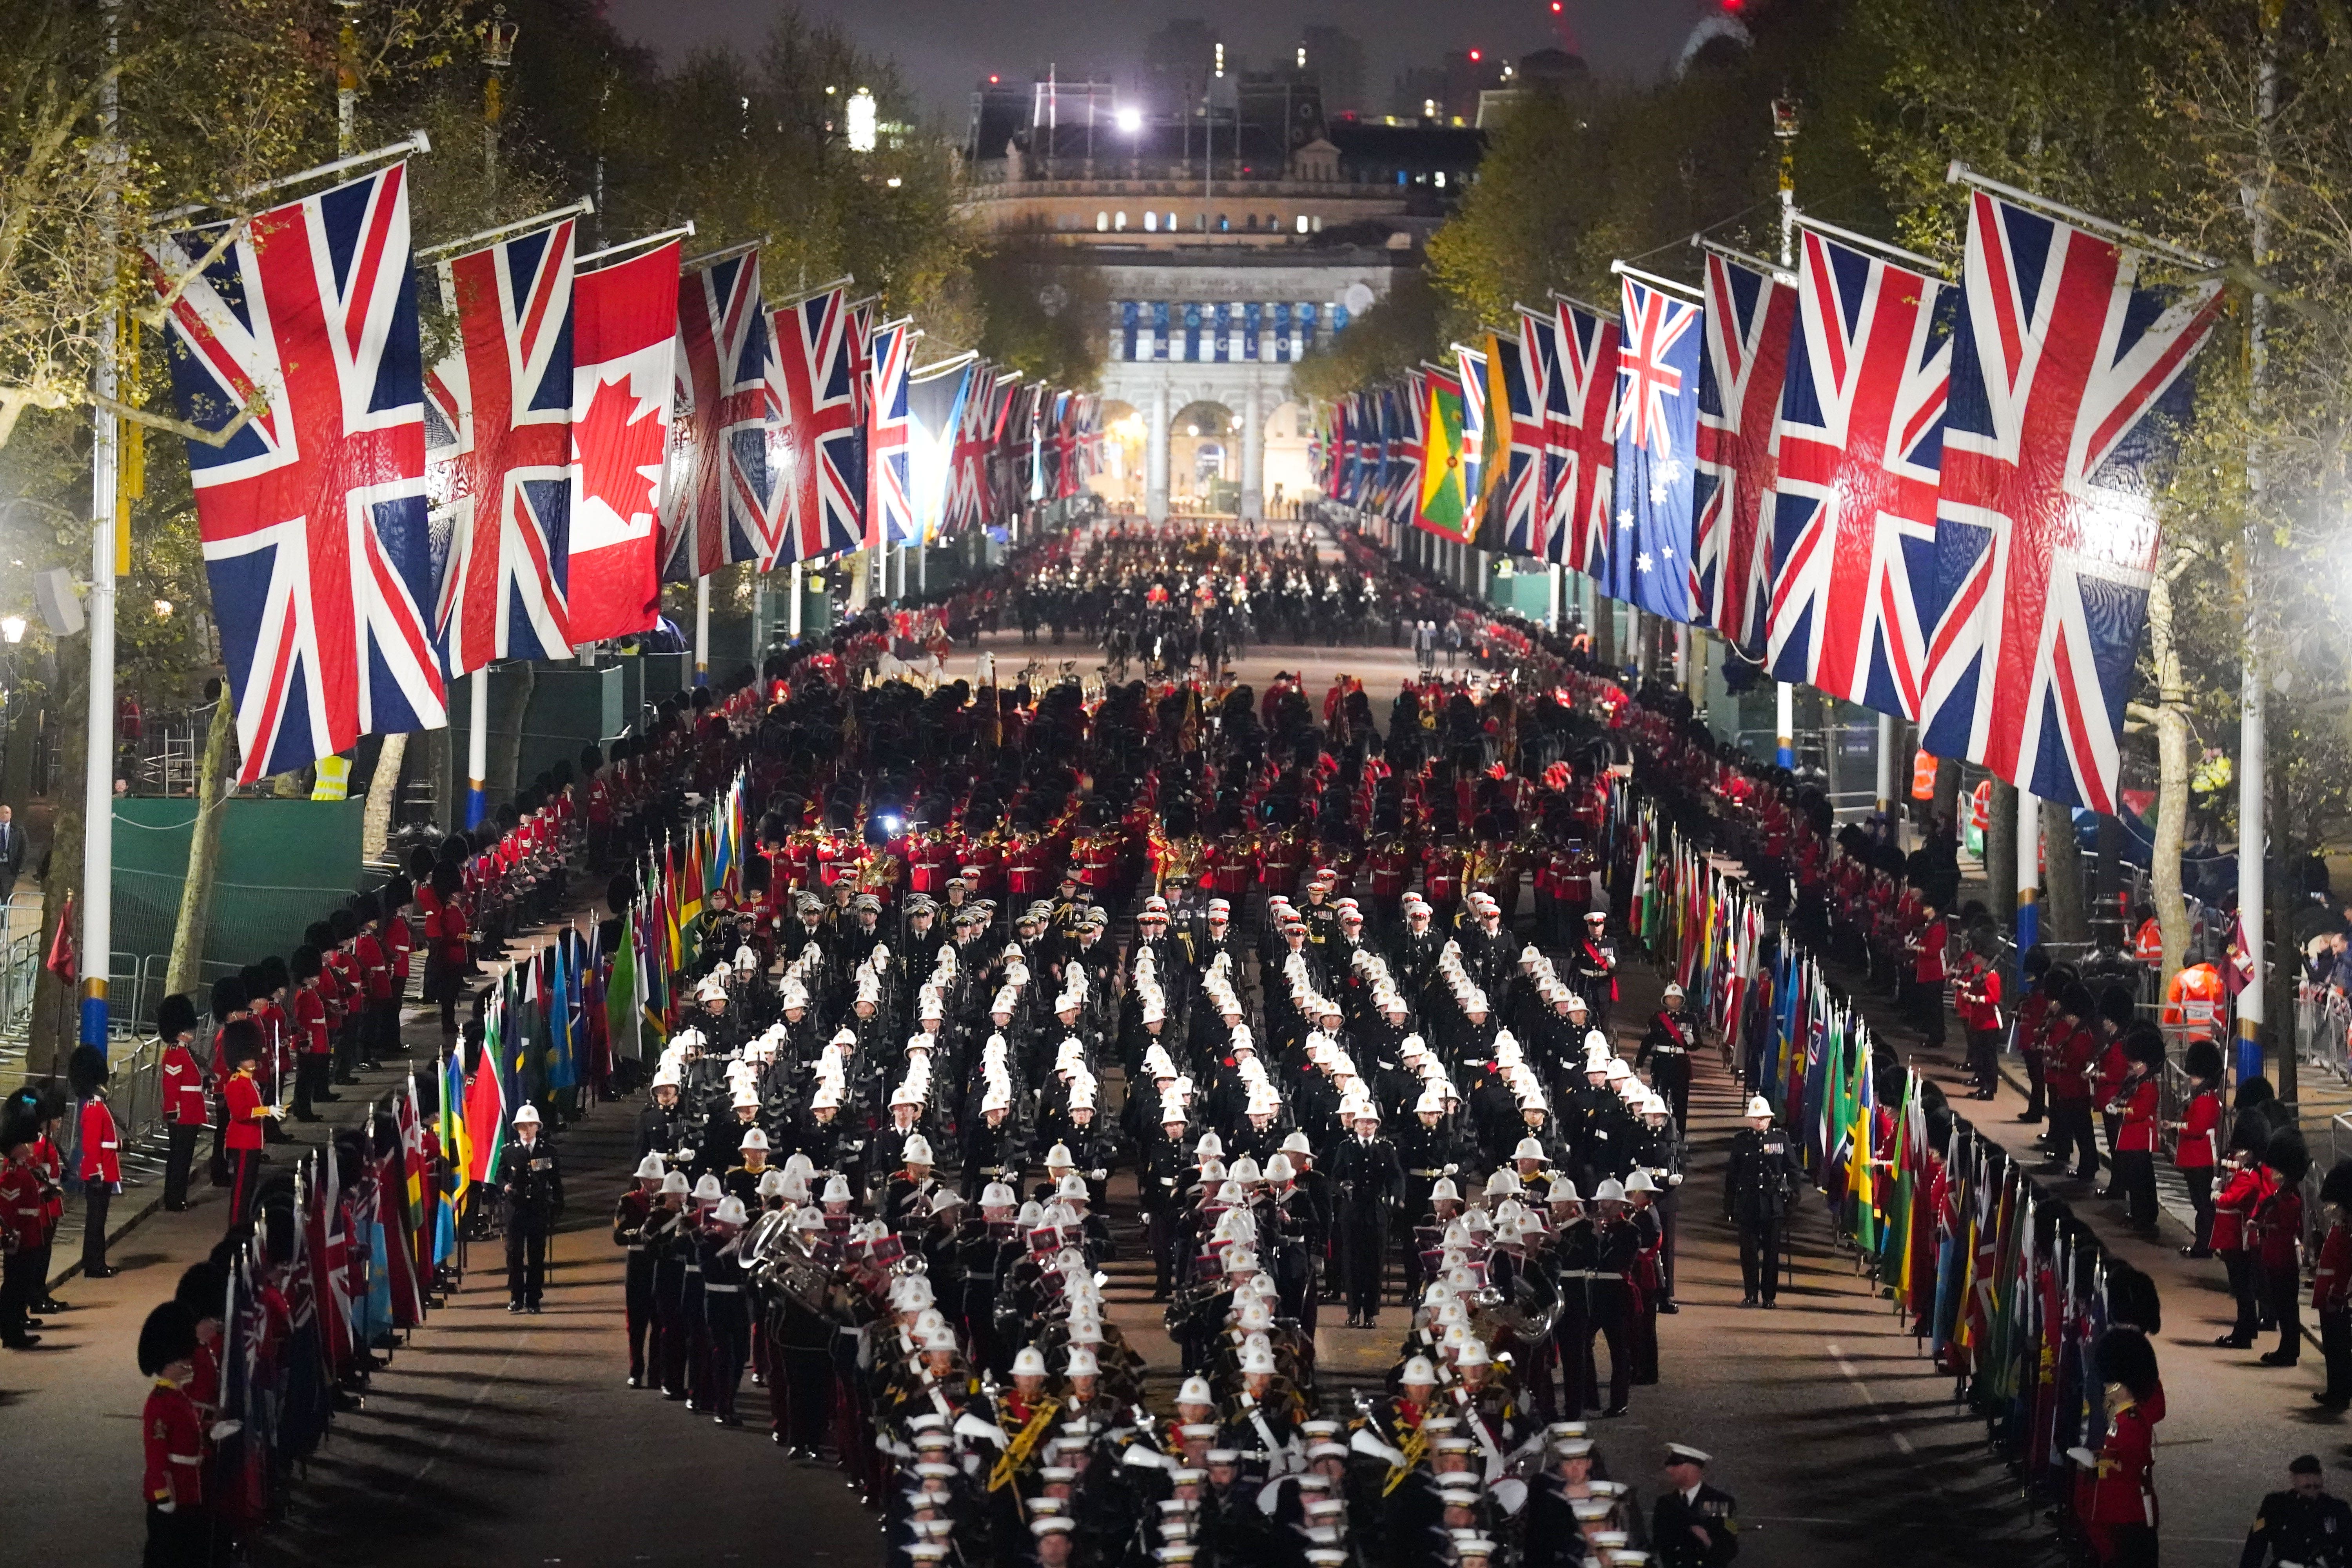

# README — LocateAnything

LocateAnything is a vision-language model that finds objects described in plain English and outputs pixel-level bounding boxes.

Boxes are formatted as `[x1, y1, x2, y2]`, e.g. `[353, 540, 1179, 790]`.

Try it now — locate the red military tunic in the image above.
[223, 1069, 269, 1153]
[162, 1042, 209, 1126]
[78, 1098, 121, 1186]
[142, 1376, 207, 1510]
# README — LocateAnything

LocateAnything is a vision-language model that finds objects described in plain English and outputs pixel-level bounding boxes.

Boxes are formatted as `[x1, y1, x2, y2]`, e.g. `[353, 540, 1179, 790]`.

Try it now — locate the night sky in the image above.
[602, 0, 1725, 125]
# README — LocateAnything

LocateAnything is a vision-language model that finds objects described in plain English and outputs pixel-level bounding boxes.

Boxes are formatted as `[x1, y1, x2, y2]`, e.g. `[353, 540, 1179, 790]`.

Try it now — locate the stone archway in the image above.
[1171, 399, 1236, 513]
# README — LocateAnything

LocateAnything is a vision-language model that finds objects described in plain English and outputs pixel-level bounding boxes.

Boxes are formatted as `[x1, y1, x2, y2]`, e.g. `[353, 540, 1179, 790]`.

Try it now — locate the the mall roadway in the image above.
[0, 635, 2333, 1567]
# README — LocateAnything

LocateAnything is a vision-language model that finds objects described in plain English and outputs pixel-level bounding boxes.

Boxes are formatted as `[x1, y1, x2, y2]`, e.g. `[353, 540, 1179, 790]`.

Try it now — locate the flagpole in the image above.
[1765, 102, 1802, 775]
[694, 578, 711, 686]
[2016, 787, 2040, 958]
[82, 1, 122, 1056]
[465, 668, 488, 829]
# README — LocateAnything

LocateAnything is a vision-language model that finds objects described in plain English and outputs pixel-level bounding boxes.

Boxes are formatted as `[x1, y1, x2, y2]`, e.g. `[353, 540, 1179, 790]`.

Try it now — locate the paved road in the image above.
[3, 629, 2332, 1566]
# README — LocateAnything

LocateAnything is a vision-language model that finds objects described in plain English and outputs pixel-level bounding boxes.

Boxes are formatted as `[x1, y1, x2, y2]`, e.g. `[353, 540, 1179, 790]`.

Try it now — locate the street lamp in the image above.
[1115, 105, 1142, 136]
[0, 616, 23, 644]
[847, 88, 877, 152]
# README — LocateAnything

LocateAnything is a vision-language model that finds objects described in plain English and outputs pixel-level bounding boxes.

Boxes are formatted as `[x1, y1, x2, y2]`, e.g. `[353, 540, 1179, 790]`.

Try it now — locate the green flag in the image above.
[1415, 370, 1474, 543]
[608, 923, 641, 1063]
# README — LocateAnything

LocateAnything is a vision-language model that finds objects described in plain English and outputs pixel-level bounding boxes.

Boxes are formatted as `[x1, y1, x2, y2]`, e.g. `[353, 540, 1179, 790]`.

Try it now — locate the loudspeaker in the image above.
[34, 567, 82, 637]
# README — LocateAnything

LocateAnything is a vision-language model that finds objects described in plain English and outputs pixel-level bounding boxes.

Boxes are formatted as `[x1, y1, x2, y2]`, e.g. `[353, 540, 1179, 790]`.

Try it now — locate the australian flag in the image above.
[1606, 274, 1704, 622]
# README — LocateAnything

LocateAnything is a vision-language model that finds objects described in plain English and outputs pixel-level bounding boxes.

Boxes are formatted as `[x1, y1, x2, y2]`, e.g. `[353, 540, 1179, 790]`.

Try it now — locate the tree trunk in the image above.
[487, 662, 536, 806]
[29, 659, 87, 1078]
[163, 697, 236, 998]
[1986, 779, 2018, 927]
[1931, 755, 1962, 837]
[363, 731, 407, 863]
[2145, 563, 2192, 988]
[417, 724, 452, 836]
[2042, 796, 2089, 946]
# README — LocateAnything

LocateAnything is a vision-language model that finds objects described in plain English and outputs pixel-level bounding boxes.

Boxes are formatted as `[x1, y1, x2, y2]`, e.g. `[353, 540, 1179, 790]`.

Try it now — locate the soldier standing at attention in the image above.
[1723, 1095, 1795, 1308]
[1328, 1102, 1401, 1330]
[502, 1104, 563, 1313]
[1651, 1443, 1739, 1568]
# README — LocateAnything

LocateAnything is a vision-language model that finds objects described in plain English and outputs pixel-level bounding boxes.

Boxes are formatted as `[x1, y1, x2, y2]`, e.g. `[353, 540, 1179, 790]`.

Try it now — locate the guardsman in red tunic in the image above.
[139, 1302, 215, 1566]
[219, 1024, 279, 1230]
[2072, 1329, 2162, 1568]
[73, 1045, 122, 1277]
[290, 945, 336, 1122]
[1, 1130, 48, 1346]
[156, 993, 209, 1212]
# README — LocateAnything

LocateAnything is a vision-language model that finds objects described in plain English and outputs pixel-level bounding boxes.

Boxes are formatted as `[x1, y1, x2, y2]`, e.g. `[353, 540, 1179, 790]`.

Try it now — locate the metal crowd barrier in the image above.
[2298, 981, 2352, 1083]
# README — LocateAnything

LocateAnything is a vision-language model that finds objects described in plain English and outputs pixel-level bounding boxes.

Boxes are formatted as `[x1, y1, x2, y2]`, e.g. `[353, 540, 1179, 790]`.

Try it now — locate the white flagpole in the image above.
[694, 578, 711, 686]
[83, 2, 122, 1055]
[466, 668, 489, 829]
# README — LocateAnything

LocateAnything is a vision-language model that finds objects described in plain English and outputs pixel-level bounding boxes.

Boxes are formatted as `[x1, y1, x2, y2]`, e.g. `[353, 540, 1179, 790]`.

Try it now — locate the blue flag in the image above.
[1606, 275, 1703, 622]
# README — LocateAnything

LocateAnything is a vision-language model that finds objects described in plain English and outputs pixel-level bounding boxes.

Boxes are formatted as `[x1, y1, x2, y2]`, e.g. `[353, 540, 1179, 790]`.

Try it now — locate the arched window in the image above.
[1143, 211, 1158, 232]
[1217, 214, 1230, 232]
[1114, 211, 1128, 231]
[1095, 211, 1109, 232]
[1245, 214, 1258, 231]
[1166, 212, 1178, 232]
[1295, 214, 1310, 234]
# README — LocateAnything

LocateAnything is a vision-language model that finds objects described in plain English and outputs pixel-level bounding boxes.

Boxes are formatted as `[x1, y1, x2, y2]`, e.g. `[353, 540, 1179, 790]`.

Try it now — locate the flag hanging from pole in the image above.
[1414, 367, 1474, 543]
[1546, 298, 1620, 575]
[1765, 227, 1954, 720]
[661, 249, 775, 581]
[768, 283, 866, 564]
[145, 162, 446, 784]
[1693, 247, 1796, 657]
[567, 238, 677, 642]
[1918, 189, 2223, 811]
[1606, 274, 1703, 621]
[426, 215, 579, 675]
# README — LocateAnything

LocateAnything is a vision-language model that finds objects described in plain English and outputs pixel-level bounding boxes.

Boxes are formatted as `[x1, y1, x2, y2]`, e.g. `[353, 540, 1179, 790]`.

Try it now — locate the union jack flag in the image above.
[768, 283, 865, 564]
[1388, 370, 1427, 527]
[1545, 298, 1619, 575]
[661, 250, 774, 581]
[426, 217, 577, 676]
[146, 163, 446, 785]
[1455, 342, 1489, 537]
[1694, 250, 1796, 656]
[1607, 276, 1702, 621]
[948, 362, 996, 534]
[1493, 321, 1548, 556]
[1919, 192, 2222, 811]
[864, 319, 915, 547]
[1765, 227, 1953, 720]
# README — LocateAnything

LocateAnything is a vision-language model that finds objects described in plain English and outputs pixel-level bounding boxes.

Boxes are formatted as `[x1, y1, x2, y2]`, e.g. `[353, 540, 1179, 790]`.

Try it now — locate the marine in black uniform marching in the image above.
[501, 1103, 563, 1312]
[1327, 1103, 1402, 1328]
[1723, 1095, 1795, 1308]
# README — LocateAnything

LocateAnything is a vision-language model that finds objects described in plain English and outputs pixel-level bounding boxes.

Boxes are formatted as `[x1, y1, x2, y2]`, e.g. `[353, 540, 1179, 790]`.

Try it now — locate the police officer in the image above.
[501, 1103, 564, 1312]
[1723, 1096, 1794, 1308]
[2240, 1454, 2352, 1568]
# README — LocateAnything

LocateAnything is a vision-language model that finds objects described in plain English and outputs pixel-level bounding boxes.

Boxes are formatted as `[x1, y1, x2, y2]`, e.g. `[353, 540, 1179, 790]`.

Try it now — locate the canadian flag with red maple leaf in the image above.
[566, 240, 679, 642]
